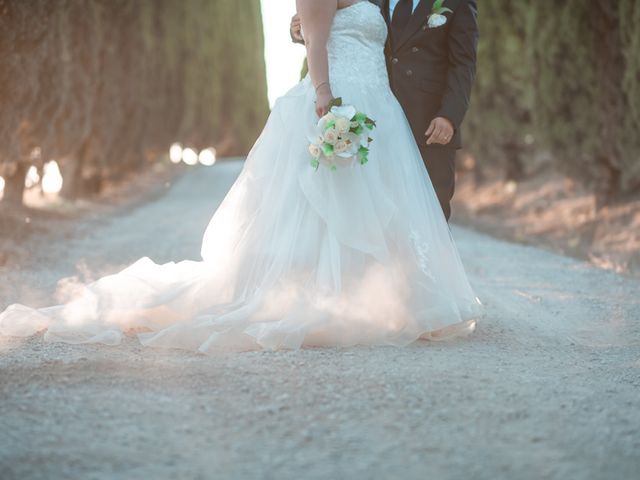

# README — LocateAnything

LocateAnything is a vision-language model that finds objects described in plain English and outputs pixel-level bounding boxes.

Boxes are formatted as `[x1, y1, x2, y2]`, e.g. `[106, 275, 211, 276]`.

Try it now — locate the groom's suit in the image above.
[370, 0, 478, 220]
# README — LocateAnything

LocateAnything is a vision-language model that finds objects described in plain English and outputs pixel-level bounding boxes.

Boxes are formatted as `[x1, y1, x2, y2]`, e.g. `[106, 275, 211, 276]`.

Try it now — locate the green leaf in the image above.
[353, 112, 367, 122]
[310, 158, 320, 170]
[432, 0, 444, 11]
[328, 97, 343, 108]
[357, 146, 370, 165]
[435, 7, 453, 14]
[322, 143, 334, 156]
[330, 165, 337, 171]
[353, 125, 364, 135]
[325, 119, 336, 129]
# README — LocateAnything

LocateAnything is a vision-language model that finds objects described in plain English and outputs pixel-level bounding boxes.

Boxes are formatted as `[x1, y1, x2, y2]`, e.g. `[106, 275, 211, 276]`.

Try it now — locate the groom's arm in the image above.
[436, 0, 479, 133]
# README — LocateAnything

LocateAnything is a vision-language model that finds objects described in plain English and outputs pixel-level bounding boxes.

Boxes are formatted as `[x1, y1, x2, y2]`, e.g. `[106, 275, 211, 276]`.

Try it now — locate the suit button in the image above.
[411, 47, 419, 53]
[406, 69, 413, 76]
[391, 57, 399, 64]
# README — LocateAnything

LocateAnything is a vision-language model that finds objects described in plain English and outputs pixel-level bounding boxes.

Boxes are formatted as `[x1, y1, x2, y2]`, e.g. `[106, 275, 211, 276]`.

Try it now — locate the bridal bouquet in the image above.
[308, 98, 376, 171]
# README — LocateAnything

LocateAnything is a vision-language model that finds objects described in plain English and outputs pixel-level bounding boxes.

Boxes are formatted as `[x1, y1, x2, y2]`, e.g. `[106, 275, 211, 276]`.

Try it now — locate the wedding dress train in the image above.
[0, 2, 481, 352]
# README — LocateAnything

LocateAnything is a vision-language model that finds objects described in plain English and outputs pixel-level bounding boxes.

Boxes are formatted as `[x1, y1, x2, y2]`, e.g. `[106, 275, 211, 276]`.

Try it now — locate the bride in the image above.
[0, 0, 481, 353]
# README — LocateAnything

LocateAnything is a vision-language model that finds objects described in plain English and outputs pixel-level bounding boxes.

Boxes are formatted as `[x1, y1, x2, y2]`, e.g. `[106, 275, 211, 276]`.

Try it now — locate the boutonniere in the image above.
[428, 0, 453, 28]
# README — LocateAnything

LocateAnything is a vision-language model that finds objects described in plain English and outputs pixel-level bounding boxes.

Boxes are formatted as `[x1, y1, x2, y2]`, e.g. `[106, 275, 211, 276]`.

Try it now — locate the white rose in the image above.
[323, 128, 339, 145]
[335, 117, 351, 134]
[308, 143, 321, 158]
[428, 13, 447, 28]
[331, 105, 357, 120]
[343, 132, 360, 155]
[318, 112, 336, 130]
[333, 139, 348, 154]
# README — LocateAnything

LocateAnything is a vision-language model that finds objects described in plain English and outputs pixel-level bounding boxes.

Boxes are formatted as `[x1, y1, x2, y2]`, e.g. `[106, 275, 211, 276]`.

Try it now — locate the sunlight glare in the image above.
[169, 143, 183, 164]
[0, 176, 4, 200]
[42, 160, 64, 194]
[182, 148, 199, 166]
[260, 0, 307, 107]
[198, 148, 217, 166]
[25, 165, 40, 189]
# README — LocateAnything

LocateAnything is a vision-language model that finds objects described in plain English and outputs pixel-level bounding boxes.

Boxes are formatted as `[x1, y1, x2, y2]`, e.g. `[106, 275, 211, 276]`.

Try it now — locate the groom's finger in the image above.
[425, 120, 435, 138]
[428, 126, 442, 145]
[425, 122, 438, 144]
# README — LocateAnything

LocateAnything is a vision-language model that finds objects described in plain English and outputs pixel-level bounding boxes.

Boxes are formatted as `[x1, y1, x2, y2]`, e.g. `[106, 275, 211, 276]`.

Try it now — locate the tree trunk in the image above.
[504, 141, 525, 181]
[2, 163, 27, 206]
[60, 155, 83, 200]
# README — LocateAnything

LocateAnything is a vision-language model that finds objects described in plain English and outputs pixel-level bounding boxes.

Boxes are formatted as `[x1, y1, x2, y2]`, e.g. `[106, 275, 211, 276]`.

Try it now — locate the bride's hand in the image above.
[315, 85, 333, 117]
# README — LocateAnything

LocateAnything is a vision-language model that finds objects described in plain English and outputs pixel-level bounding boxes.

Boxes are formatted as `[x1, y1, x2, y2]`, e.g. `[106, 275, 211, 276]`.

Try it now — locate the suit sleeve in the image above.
[436, 0, 478, 131]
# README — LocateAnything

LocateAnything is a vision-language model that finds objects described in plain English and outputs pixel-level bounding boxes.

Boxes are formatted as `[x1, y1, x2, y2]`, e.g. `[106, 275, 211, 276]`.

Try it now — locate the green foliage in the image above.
[464, 0, 640, 195]
[619, 0, 640, 191]
[0, 0, 270, 202]
[464, 0, 534, 181]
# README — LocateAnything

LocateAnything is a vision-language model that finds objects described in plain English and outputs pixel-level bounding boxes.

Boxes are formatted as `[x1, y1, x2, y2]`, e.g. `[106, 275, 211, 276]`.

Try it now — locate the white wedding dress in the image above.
[0, 2, 481, 352]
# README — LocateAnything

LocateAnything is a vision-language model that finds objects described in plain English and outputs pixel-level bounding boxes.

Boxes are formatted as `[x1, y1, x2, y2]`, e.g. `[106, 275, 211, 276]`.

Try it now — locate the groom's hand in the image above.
[425, 117, 454, 146]
[290, 14, 304, 44]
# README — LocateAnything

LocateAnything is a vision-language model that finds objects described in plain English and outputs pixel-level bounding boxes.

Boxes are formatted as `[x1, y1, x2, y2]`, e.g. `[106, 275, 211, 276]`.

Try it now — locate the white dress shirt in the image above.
[389, 0, 421, 17]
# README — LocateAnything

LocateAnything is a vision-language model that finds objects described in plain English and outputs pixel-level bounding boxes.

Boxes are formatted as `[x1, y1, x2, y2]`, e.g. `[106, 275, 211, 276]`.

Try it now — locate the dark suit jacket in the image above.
[370, 0, 478, 149]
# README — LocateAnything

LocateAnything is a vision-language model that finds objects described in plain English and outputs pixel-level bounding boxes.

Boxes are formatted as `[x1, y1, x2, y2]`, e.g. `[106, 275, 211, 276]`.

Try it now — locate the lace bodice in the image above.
[327, 2, 390, 89]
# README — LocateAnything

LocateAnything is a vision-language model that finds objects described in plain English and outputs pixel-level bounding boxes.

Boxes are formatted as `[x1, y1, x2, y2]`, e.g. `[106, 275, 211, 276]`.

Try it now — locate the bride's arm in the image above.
[296, 0, 337, 117]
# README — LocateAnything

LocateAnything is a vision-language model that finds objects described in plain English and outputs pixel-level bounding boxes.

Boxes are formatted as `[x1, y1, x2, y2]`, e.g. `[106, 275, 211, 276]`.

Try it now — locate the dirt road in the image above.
[1, 161, 639, 480]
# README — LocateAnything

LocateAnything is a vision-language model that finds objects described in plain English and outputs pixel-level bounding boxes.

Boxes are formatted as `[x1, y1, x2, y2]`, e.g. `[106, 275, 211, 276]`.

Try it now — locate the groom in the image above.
[291, 0, 478, 221]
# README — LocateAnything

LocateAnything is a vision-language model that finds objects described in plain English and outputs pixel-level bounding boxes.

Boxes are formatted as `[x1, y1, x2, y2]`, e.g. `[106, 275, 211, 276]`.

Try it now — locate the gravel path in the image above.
[1, 161, 639, 480]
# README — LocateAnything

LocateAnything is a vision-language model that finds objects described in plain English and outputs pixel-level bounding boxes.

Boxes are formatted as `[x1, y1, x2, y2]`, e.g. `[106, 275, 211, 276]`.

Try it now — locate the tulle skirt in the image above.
[0, 77, 481, 353]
